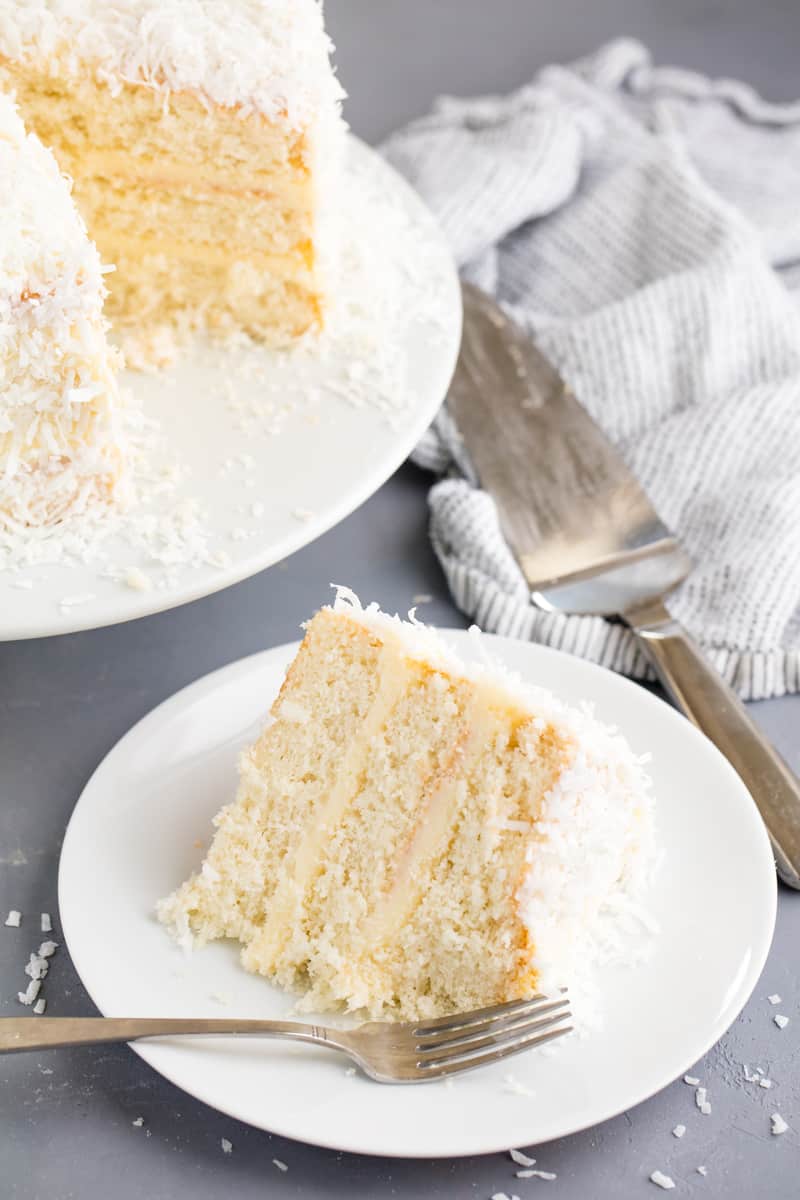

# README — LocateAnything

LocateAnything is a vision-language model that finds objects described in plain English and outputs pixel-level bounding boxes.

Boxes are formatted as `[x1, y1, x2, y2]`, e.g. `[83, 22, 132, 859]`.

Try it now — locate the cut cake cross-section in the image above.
[0, 0, 345, 347]
[0, 93, 126, 530]
[158, 590, 657, 1020]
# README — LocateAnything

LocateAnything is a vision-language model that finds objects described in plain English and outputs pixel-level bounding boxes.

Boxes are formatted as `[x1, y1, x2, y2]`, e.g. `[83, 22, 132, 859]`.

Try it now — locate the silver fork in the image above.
[0, 994, 572, 1082]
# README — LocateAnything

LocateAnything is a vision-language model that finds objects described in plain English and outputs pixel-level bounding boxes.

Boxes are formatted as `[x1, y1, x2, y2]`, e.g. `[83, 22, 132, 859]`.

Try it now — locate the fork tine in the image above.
[416, 1009, 571, 1065]
[415, 997, 570, 1053]
[411, 991, 566, 1037]
[415, 1021, 573, 1078]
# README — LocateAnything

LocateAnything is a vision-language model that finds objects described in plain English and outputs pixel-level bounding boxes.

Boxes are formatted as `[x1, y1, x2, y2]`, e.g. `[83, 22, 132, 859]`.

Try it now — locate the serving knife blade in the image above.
[448, 281, 800, 888]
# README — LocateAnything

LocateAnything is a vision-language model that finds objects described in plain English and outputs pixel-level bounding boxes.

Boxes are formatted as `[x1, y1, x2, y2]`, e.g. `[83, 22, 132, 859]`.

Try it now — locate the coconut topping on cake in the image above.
[0, 0, 345, 128]
[0, 93, 126, 529]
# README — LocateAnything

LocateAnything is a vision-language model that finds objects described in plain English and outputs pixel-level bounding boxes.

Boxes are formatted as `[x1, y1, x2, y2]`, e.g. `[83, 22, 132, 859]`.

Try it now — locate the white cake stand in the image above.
[0, 137, 461, 640]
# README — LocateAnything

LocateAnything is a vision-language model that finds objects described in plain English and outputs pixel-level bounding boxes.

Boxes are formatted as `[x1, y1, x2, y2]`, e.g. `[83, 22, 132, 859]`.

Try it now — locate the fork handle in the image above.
[627, 597, 800, 889]
[0, 1016, 346, 1055]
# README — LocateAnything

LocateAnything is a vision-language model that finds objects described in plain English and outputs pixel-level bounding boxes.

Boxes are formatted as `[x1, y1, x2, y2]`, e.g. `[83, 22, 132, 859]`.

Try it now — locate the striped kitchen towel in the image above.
[382, 38, 800, 700]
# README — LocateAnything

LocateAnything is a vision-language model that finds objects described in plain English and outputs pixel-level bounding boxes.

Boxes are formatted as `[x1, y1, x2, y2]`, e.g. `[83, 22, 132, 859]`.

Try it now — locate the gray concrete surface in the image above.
[2, 3, 800, 1197]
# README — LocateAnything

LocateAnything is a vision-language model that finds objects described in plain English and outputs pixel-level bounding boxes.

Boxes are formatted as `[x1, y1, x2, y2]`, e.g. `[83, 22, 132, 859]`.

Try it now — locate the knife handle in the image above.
[626, 597, 800, 889]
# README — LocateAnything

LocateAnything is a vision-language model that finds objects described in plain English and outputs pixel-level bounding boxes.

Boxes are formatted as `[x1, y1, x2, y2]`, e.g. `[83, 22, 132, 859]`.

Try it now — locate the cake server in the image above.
[448, 281, 800, 889]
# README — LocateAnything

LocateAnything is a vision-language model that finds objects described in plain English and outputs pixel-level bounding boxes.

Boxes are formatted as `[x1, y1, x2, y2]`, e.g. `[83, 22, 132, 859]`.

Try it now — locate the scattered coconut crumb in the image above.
[272, 1158, 288, 1172]
[5, 910, 21, 928]
[132, 1117, 144, 1128]
[39, 941, 57, 958]
[759, 1078, 773, 1089]
[768, 994, 782, 1005]
[684, 1075, 700, 1086]
[503, 1073, 535, 1098]
[650, 1171, 675, 1190]
[695, 1086, 711, 1115]
[18, 978, 41, 1005]
[771, 1113, 789, 1136]
[774, 1014, 790, 1029]
[510, 1150, 536, 1168]
[672, 1125, 686, 1138]
[529, 1172, 557, 1182]
[58, 593, 95, 609]
[33, 998, 46, 1015]
[40, 913, 51, 933]
[124, 567, 153, 592]
[697, 1166, 707, 1176]
[221, 1138, 233, 1154]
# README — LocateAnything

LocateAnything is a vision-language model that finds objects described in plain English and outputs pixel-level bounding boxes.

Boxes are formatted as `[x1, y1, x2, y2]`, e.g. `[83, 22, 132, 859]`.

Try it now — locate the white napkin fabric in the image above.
[382, 39, 800, 700]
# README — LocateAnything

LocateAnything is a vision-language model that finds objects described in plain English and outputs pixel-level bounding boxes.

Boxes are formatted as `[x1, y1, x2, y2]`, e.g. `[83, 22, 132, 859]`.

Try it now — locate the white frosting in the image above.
[0, 94, 126, 527]
[0, 0, 345, 129]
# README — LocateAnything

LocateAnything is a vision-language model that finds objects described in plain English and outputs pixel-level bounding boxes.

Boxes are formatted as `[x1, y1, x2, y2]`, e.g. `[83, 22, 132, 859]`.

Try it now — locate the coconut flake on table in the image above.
[697, 1166, 708, 1176]
[695, 1086, 712, 1115]
[33, 997, 46, 1015]
[649, 1171, 676, 1190]
[17, 978, 41, 1005]
[4, 910, 21, 927]
[272, 1159, 288, 1172]
[509, 1149, 536, 1168]
[774, 1014, 790, 1029]
[672, 1125, 686, 1138]
[132, 1117, 144, 1128]
[40, 913, 51, 933]
[768, 994, 782, 1005]
[771, 1113, 789, 1136]
[684, 1074, 700, 1086]
[220, 1138, 233, 1154]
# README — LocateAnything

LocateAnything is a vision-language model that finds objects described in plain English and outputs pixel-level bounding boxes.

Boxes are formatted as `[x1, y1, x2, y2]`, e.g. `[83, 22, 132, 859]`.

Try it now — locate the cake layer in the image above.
[159, 594, 656, 1020]
[104, 247, 320, 341]
[75, 176, 312, 258]
[0, 62, 315, 190]
[162, 610, 387, 947]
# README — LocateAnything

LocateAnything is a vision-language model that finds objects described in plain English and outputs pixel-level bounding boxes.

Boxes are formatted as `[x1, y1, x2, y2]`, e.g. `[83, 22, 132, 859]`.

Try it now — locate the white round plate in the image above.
[0, 138, 460, 641]
[59, 633, 776, 1158]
